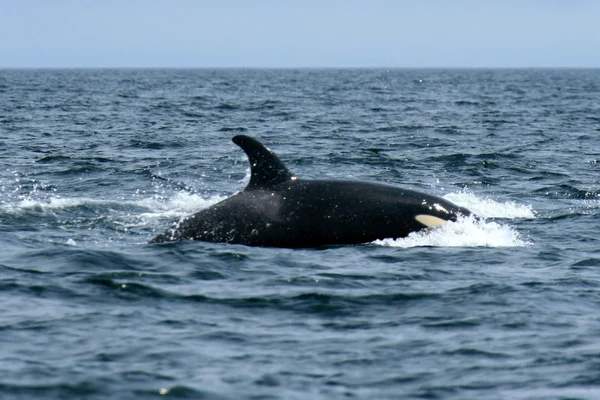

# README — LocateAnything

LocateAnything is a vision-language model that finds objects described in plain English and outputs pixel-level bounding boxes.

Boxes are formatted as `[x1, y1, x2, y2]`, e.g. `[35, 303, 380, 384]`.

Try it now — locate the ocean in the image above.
[1, 68, 599, 399]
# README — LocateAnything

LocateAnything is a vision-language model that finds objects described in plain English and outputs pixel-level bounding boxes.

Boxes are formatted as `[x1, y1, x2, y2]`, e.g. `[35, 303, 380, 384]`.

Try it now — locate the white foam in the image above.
[374, 191, 534, 248]
[4, 191, 226, 221]
[239, 166, 251, 186]
[444, 191, 536, 219]
[137, 192, 226, 220]
[17, 196, 87, 210]
[0, 196, 89, 213]
[374, 215, 530, 248]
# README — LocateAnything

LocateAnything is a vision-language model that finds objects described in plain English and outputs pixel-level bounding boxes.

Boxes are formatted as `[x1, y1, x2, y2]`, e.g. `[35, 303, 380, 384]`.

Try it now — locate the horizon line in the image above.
[2, 65, 599, 70]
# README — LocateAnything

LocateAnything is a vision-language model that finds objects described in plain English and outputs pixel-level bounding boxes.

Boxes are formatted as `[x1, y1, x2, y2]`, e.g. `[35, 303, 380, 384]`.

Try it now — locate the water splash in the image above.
[374, 215, 531, 248]
[4, 191, 224, 215]
[137, 192, 226, 220]
[444, 191, 536, 219]
[375, 191, 534, 248]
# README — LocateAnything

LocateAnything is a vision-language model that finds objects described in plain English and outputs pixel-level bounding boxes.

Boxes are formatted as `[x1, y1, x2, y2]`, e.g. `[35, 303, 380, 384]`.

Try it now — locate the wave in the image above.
[444, 191, 536, 219]
[1, 191, 226, 247]
[135, 192, 227, 220]
[4, 192, 225, 218]
[374, 191, 535, 248]
[374, 215, 530, 248]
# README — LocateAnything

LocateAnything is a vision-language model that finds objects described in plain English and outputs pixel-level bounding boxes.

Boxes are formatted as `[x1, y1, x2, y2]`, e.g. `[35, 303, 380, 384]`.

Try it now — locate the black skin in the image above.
[151, 135, 472, 248]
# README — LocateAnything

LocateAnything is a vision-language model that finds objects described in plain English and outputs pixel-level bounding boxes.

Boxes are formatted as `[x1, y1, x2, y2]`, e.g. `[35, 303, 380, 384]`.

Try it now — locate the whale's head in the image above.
[413, 198, 472, 229]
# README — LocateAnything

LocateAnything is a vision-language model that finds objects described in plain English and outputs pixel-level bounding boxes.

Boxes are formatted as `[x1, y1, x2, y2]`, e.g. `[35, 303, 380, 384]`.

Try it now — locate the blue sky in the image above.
[1, 0, 599, 68]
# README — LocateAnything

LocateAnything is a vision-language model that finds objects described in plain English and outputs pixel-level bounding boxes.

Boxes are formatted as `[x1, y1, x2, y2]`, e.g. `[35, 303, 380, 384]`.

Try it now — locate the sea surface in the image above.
[1, 68, 599, 399]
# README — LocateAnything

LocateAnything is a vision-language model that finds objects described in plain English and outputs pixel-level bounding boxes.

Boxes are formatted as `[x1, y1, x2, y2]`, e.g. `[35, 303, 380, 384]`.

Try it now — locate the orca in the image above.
[151, 135, 472, 248]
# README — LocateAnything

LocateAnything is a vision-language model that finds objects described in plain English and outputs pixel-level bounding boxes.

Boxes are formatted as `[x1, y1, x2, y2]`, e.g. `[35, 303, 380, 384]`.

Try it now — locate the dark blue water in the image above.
[1, 68, 599, 399]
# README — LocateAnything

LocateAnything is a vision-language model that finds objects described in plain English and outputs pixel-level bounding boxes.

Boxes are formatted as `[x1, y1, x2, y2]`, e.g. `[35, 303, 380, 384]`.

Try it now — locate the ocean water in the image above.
[0, 68, 599, 399]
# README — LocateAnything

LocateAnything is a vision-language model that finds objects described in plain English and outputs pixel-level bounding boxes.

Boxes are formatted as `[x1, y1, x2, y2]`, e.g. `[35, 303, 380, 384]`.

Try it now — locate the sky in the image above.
[1, 0, 599, 68]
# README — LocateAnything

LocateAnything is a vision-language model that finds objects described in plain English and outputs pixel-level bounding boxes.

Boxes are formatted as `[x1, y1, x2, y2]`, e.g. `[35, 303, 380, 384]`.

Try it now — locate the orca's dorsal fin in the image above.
[232, 135, 295, 190]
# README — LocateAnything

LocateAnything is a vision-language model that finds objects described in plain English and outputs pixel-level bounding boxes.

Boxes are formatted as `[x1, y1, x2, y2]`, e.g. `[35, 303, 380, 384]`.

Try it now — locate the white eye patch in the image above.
[415, 214, 448, 228]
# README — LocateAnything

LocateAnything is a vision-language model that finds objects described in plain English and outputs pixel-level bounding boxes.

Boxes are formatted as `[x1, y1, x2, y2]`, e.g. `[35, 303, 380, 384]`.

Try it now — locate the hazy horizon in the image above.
[2, 0, 599, 69]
